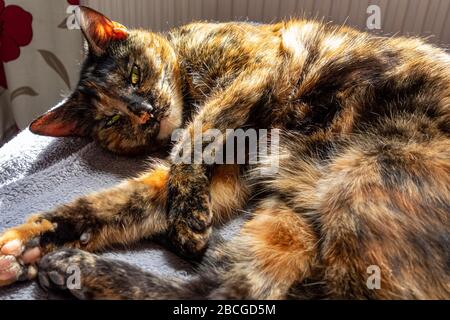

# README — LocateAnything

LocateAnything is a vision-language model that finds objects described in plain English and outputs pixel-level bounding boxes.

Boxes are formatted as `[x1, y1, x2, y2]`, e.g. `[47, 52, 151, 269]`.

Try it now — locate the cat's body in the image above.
[0, 7, 449, 299]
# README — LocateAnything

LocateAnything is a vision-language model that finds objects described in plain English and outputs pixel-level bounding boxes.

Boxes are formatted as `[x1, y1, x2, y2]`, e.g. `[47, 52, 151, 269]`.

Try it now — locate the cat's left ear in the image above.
[29, 95, 92, 137]
[75, 6, 128, 56]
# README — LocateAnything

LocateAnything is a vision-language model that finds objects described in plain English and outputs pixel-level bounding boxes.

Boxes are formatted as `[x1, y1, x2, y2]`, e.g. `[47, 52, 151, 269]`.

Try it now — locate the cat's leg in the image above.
[316, 132, 450, 299]
[37, 249, 194, 299]
[0, 163, 248, 287]
[167, 163, 250, 259]
[167, 66, 275, 257]
[0, 162, 171, 286]
[36, 197, 319, 299]
[206, 198, 320, 299]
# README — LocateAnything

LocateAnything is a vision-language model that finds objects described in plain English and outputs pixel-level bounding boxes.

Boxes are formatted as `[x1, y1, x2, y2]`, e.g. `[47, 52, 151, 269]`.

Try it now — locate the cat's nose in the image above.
[127, 96, 153, 113]
[141, 102, 153, 112]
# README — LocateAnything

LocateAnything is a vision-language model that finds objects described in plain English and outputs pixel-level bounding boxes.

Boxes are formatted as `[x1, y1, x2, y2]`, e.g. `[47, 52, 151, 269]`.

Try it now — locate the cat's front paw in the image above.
[0, 215, 54, 286]
[167, 164, 213, 259]
[167, 200, 213, 259]
[168, 211, 212, 259]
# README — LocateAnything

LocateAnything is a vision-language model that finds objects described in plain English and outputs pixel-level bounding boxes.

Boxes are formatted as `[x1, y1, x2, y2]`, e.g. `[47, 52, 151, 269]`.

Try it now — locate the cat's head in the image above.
[29, 6, 183, 155]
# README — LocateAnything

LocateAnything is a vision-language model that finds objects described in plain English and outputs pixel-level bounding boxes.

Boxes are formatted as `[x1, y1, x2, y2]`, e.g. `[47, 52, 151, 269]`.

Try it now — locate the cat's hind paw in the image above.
[38, 249, 95, 299]
[39, 249, 150, 300]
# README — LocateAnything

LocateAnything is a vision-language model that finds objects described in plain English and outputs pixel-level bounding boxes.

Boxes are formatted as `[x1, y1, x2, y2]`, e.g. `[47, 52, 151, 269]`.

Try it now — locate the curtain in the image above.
[0, 0, 83, 144]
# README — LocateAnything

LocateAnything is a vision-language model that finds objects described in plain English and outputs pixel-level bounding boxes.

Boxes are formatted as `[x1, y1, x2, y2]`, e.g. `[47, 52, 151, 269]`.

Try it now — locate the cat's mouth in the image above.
[137, 111, 152, 124]
[125, 102, 155, 127]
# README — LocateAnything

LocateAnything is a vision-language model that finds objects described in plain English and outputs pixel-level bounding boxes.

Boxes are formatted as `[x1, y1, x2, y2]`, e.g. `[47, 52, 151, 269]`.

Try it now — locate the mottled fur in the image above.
[0, 6, 449, 299]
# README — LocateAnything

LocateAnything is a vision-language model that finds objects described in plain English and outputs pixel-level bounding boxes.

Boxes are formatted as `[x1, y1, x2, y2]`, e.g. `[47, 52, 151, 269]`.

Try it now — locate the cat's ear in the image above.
[75, 6, 128, 56]
[29, 96, 92, 137]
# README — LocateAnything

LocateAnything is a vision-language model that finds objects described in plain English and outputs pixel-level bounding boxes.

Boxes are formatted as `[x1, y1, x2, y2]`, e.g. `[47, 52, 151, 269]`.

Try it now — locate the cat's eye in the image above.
[130, 64, 140, 86]
[105, 114, 121, 127]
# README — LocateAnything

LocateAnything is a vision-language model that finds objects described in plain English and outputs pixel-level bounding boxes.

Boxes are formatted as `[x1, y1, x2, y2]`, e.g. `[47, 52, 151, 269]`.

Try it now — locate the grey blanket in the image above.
[0, 129, 243, 299]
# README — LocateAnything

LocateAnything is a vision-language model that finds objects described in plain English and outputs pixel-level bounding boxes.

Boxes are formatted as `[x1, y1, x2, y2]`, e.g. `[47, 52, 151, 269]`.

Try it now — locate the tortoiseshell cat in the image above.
[0, 6, 449, 299]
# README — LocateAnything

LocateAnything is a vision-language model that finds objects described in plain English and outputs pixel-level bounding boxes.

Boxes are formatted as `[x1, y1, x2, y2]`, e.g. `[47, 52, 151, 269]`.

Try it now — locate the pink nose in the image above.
[138, 112, 152, 124]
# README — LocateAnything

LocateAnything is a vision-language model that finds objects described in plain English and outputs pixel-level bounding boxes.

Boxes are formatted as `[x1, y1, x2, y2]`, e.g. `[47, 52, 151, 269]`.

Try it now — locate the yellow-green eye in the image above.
[106, 114, 121, 127]
[130, 64, 140, 86]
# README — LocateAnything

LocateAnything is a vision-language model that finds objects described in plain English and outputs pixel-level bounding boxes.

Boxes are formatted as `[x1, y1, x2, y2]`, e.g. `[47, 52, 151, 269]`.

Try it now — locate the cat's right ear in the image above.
[75, 6, 128, 56]
[29, 95, 92, 137]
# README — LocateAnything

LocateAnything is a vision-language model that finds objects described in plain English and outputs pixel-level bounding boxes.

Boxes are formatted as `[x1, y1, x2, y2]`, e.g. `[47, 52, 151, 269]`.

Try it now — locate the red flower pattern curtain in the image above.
[0, 1, 33, 89]
[0, 0, 83, 144]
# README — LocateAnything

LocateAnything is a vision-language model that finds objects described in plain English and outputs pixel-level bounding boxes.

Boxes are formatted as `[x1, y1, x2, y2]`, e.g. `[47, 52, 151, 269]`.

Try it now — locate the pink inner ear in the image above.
[29, 112, 82, 137]
[77, 6, 128, 52]
[111, 21, 128, 40]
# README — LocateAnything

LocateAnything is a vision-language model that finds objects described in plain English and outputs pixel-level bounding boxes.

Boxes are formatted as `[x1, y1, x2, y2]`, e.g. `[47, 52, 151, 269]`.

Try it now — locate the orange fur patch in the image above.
[243, 203, 317, 285]
[138, 112, 151, 124]
[0, 215, 54, 247]
[210, 165, 248, 223]
[138, 169, 169, 190]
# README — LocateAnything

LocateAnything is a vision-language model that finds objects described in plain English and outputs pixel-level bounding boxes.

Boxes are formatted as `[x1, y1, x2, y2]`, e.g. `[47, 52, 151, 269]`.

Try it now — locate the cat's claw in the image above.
[80, 230, 92, 244]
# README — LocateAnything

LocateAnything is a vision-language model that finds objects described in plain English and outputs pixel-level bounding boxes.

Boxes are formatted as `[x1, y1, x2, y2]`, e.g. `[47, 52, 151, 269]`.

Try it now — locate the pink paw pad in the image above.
[0, 255, 21, 281]
[1, 239, 24, 257]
